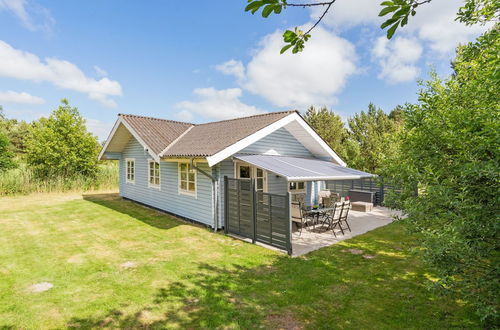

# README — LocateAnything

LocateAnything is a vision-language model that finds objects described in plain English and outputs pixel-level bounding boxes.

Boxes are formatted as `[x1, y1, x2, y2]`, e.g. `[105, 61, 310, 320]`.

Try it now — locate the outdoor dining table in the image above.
[303, 206, 336, 228]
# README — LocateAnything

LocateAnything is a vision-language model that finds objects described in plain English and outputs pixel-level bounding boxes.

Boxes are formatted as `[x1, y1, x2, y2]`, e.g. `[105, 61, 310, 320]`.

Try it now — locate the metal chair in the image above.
[291, 202, 314, 236]
[339, 201, 352, 233]
[323, 202, 350, 237]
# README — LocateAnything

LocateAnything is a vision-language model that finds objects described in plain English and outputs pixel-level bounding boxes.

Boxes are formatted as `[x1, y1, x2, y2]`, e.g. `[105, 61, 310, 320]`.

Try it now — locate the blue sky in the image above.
[0, 0, 489, 140]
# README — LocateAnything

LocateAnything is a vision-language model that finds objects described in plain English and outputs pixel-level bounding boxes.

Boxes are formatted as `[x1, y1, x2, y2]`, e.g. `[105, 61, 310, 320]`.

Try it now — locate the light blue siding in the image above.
[119, 137, 214, 226]
[267, 173, 287, 195]
[117, 126, 325, 229]
[217, 158, 234, 227]
[241, 127, 313, 157]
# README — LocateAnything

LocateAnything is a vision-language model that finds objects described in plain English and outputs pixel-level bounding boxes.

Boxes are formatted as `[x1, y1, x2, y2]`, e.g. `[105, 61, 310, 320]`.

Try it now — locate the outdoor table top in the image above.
[304, 207, 336, 214]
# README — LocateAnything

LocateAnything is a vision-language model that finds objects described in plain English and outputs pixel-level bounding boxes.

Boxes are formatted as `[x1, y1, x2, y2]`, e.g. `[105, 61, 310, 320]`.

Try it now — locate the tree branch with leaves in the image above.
[245, 0, 499, 54]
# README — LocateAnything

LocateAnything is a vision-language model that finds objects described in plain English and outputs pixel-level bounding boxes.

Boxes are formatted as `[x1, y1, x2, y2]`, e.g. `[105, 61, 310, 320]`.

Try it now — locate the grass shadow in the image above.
[82, 193, 181, 230]
[66, 222, 478, 329]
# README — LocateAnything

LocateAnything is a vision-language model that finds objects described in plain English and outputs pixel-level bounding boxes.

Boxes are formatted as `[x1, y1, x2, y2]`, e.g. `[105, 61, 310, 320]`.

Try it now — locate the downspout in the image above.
[190, 158, 218, 232]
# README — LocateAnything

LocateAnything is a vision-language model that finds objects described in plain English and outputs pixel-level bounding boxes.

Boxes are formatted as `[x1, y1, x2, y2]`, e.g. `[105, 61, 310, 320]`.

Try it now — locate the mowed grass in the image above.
[0, 193, 479, 329]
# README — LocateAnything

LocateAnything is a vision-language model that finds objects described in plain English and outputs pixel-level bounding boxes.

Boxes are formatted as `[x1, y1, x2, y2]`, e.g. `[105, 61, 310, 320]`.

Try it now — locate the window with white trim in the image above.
[126, 158, 135, 183]
[179, 163, 196, 196]
[148, 160, 160, 188]
[289, 181, 305, 192]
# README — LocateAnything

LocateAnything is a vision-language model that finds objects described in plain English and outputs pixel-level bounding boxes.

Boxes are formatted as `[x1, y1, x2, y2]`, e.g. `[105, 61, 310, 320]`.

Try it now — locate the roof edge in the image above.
[98, 117, 160, 162]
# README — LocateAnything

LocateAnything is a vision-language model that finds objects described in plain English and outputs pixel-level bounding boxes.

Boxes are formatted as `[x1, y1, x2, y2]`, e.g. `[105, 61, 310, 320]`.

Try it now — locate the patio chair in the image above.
[291, 202, 314, 236]
[322, 202, 352, 237]
[321, 202, 342, 237]
[339, 201, 352, 233]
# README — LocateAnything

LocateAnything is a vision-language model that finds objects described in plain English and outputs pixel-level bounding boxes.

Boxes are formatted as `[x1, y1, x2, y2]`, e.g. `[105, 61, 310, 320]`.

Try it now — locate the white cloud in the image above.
[314, 0, 490, 55]
[0, 90, 45, 104]
[310, 0, 382, 30]
[85, 118, 113, 142]
[0, 0, 54, 33]
[175, 87, 265, 121]
[93, 65, 108, 77]
[215, 59, 245, 80]
[405, 0, 491, 54]
[372, 36, 422, 83]
[0, 40, 122, 107]
[240, 27, 357, 109]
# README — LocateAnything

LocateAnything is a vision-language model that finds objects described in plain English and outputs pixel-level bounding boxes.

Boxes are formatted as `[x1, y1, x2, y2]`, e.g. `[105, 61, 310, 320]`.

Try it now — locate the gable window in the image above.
[289, 181, 305, 193]
[179, 163, 196, 196]
[235, 163, 267, 192]
[148, 160, 160, 189]
[126, 158, 135, 184]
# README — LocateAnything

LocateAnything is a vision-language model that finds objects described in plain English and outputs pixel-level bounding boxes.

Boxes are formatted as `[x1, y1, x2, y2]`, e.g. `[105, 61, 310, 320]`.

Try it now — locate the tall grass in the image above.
[0, 161, 119, 196]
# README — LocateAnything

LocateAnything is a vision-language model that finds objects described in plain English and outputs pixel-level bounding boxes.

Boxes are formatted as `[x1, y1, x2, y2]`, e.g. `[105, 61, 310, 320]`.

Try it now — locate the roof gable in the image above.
[99, 111, 346, 167]
[120, 114, 193, 155]
[160, 111, 295, 158]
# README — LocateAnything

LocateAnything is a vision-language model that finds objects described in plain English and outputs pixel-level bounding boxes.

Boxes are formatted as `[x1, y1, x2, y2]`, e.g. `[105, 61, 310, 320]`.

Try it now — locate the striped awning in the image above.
[234, 154, 374, 181]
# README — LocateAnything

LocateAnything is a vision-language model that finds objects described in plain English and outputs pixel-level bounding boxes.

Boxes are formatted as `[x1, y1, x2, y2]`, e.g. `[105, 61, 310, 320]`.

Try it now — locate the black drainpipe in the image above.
[190, 158, 218, 232]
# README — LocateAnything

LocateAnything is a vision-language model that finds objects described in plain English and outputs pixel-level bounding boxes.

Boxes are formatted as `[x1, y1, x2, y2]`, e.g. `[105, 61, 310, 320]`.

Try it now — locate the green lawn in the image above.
[0, 192, 479, 329]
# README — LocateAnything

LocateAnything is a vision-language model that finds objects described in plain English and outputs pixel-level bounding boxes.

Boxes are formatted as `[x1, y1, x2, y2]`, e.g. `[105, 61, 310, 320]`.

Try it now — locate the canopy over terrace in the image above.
[234, 154, 374, 182]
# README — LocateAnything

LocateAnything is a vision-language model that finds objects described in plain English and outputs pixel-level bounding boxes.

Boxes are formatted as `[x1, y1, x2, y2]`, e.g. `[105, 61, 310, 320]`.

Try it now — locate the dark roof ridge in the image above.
[119, 113, 194, 126]
[194, 110, 298, 127]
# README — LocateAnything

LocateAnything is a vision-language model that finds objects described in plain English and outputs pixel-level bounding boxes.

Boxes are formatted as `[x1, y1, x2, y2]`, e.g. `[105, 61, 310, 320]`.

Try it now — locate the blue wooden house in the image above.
[99, 111, 372, 230]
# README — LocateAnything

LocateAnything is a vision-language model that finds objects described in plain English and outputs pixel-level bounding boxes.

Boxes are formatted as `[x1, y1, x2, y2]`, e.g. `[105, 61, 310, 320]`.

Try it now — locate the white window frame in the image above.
[289, 181, 306, 193]
[234, 161, 268, 193]
[125, 158, 135, 184]
[148, 159, 161, 189]
[178, 162, 197, 198]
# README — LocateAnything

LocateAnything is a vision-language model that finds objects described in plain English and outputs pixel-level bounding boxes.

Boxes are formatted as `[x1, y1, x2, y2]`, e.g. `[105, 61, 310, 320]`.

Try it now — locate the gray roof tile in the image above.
[118, 111, 296, 158]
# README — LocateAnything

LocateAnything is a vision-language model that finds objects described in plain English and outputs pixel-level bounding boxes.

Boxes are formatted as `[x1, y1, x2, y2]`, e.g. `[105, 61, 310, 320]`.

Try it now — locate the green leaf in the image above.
[381, 16, 399, 29]
[393, 7, 409, 18]
[280, 44, 293, 54]
[273, 5, 282, 14]
[283, 30, 297, 42]
[401, 16, 408, 26]
[380, 1, 394, 6]
[386, 22, 399, 39]
[262, 4, 274, 17]
[245, 1, 263, 12]
[379, 6, 398, 16]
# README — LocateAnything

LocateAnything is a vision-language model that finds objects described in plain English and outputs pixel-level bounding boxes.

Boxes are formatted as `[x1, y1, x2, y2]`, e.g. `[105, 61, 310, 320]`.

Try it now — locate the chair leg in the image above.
[343, 219, 351, 232]
[337, 220, 345, 235]
[331, 221, 339, 237]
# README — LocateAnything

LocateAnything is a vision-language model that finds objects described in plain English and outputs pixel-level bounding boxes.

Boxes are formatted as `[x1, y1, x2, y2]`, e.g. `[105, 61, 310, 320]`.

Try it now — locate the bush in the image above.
[25, 99, 100, 179]
[0, 131, 16, 171]
[382, 28, 499, 325]
[0, 161, 118, 196]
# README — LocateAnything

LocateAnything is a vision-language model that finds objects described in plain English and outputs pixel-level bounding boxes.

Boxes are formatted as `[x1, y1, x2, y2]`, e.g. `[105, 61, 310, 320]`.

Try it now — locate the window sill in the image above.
[148, 184, 161, 190]
[178, 190, 197, 198]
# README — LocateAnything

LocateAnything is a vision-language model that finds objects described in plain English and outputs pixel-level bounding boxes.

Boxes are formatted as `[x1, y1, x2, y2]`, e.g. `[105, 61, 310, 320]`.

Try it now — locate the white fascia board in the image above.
[98, 118, 121, 161]
[98, 116, 159, 162]
[206, 114, 297, 167]
[120, 118, 160, 162]
[291, 113, 347, 167]
[286, 175, 374, 181]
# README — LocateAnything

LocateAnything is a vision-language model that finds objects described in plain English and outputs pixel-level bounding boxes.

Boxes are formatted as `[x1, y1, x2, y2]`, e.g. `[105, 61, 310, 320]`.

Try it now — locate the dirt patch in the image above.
[363, 254, 376, 259]
[28, 282, 53, 293]
[67, 254, 85, 264]
[265, 311, 303, 330]
[120, 261, 138, 269]
[342, 248, 364, 255]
